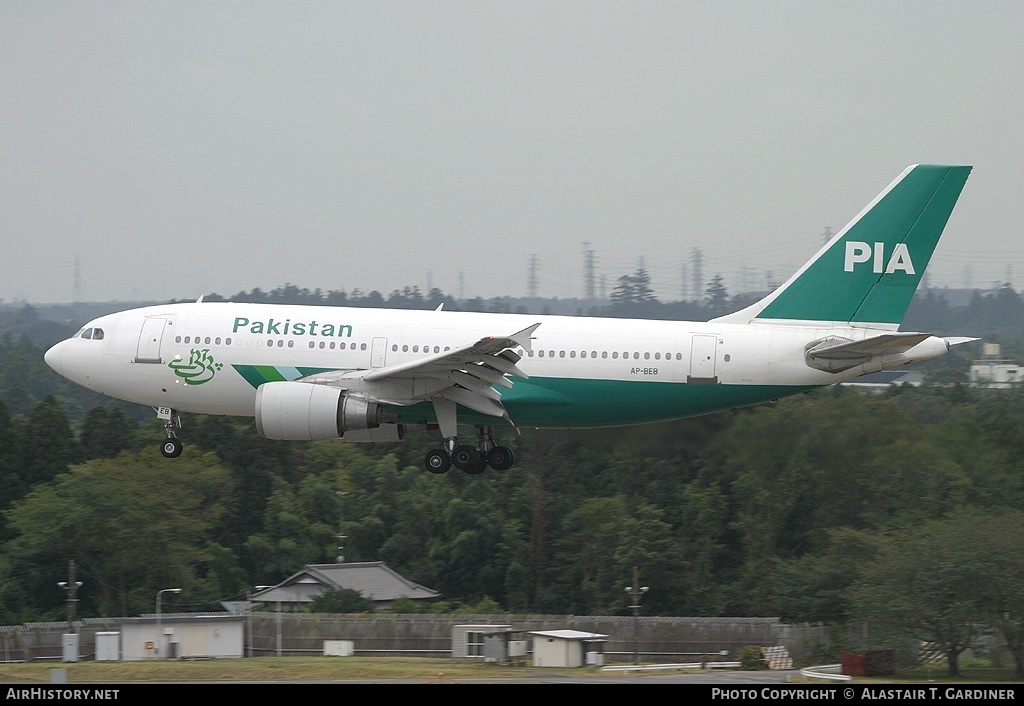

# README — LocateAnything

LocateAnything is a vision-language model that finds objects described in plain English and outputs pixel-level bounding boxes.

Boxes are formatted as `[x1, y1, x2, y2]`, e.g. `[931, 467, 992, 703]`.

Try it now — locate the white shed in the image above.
[452, 624, 512, 659]
[529, 630, 608, 668]
[119, 615, 245, 661]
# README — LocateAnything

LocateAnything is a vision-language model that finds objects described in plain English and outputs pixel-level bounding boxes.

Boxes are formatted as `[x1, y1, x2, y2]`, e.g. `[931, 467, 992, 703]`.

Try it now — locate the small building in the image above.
[253, 561, 440, 611]
[119, 615, 245, 661]
[529, 629, 608, 668]
[970, 343, 1023, 388]
[452, 624, 513, 659]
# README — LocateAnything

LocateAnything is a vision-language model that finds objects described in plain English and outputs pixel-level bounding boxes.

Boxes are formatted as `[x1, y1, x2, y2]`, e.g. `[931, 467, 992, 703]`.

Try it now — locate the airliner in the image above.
[45, 164, 973, 474]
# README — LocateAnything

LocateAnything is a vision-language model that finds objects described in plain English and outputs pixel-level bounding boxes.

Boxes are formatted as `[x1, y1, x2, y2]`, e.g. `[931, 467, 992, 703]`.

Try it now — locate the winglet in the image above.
[506, 323, 541, 353]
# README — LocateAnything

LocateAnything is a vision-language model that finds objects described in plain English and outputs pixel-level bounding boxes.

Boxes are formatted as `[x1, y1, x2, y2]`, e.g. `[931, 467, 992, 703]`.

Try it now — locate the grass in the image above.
[1, 657, 1020, 684]
[0, 656, 579, 683]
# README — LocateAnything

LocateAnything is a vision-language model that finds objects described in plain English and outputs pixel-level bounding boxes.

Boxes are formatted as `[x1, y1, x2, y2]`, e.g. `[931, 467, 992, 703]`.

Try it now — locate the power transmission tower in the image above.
[73, 255, 82, 303]
[582, 242, 596, 302]
[691, 248, 703, 301]
[527, 254, 540, 297]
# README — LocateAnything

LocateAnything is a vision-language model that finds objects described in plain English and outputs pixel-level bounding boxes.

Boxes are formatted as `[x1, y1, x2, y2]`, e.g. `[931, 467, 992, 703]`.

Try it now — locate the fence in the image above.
[1, 614, 816, 664]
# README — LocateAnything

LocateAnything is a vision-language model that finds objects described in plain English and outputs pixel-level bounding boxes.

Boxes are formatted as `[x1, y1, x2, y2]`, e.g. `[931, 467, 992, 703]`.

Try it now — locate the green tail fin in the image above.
[716, 164, 972, 326]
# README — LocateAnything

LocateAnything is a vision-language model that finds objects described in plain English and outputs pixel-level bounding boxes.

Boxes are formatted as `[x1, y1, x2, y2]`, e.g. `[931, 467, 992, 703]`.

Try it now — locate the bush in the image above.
[739, 645, 766, 670]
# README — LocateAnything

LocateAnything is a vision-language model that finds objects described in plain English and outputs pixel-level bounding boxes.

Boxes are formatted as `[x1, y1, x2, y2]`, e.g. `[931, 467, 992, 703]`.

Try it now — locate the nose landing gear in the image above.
[156, 407, 184, 458]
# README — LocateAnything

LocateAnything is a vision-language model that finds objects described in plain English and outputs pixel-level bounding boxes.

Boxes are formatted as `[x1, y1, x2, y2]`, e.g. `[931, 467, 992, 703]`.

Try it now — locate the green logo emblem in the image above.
[169, 348, 223, 385]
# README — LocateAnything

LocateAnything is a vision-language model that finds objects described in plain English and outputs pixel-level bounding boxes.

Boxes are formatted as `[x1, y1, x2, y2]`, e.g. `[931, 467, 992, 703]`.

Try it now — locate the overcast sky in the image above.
[2, 1, 1022, 304]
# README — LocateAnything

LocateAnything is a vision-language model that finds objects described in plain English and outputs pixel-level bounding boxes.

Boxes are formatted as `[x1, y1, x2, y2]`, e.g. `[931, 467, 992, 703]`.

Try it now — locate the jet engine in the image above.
[255, 381, 382, 440]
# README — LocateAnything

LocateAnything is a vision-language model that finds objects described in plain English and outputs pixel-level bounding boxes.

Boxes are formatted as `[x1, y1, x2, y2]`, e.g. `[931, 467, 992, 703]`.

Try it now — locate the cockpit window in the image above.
[77, 327, 104, 340]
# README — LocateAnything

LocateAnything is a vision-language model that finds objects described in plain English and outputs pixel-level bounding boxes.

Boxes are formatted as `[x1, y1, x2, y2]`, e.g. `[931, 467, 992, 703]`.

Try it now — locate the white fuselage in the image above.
[44, 302, 949, 429]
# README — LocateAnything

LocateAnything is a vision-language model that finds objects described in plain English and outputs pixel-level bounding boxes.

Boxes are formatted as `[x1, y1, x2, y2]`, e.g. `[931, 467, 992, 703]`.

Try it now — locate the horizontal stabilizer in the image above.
[805, 332, 939, 373]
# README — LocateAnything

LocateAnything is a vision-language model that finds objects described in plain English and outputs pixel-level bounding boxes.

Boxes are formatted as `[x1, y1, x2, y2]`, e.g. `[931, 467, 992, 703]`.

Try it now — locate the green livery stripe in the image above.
[388, 377, 815, 429]
[231, 364, 811, 428]
[232, 365, 340, 387]
[758, 164, 971, 324]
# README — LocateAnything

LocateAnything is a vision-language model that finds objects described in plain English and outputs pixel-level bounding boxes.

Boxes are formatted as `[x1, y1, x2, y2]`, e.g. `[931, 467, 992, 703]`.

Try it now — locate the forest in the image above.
[3, 279, 1024, 675]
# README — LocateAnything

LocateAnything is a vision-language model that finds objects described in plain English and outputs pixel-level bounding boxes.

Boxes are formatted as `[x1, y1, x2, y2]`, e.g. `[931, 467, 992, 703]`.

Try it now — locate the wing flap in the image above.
[299, 323, 539, 425]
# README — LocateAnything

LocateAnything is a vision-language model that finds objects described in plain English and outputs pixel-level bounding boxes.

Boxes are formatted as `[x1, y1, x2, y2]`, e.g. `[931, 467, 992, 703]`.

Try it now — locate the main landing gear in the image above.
[157, 407, 183, 458]
[424, 425, 515, 475]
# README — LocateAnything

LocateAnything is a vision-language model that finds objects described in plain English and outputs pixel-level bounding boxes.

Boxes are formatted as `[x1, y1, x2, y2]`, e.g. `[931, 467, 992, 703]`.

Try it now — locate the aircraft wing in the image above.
[300, 323, 539, 419]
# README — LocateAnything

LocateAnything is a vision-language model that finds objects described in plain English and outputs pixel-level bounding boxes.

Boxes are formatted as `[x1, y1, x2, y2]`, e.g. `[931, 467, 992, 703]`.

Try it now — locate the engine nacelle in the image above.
[254, 381, 382, 441]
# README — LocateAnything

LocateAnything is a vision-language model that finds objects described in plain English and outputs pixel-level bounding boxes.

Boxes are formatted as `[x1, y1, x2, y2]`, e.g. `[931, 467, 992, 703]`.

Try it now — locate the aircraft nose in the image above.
[44, 341, 64, 375]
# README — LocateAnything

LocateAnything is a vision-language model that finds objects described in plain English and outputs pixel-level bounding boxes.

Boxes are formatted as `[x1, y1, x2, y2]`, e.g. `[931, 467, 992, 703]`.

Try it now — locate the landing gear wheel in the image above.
[463, 455, 487, 475]
[424, 449, 451, 474]
[451, 444, 481, 472]
[161, 437, 183, 459]
[487, 446, 515, 471]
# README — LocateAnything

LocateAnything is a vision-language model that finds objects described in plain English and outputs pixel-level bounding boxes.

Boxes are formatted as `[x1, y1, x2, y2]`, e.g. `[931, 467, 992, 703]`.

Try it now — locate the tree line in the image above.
[4, 375, 1024, 673]
[5, 282, 1024, 675]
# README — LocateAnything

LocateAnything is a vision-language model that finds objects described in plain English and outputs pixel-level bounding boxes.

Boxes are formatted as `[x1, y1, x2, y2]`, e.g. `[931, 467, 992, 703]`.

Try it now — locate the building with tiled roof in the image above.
[252, 562, 440, 610]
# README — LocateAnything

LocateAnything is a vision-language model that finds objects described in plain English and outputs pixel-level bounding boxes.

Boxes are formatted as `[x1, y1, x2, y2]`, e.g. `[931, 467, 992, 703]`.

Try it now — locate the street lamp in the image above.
[254, 585, 276, 658]
[335, 491, 348, 563]
[155, 588, 182, 660]
[624, 566, 648, 665]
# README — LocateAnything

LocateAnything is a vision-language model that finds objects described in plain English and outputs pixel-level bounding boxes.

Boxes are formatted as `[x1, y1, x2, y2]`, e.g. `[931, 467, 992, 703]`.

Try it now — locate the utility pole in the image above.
[58, 560, 82, 633]
[624, 566, 648, 665]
